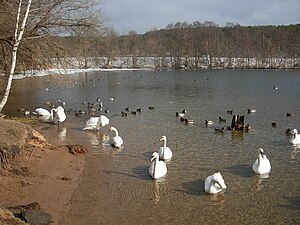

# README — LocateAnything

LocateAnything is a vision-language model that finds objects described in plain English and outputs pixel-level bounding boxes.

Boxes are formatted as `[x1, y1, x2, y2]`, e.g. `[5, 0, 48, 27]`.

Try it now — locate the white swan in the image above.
[149, 152, 167, 179]
[204, 172, 227, 194]
[252, 148, 271, 175]
[109, 126, 123, 148]
[33, 108, 55, 117]
[290, 129, 300, 145]
[158, 136, 173, 160]
[82, 115, 109, 131]
[54, 106, 66, 123]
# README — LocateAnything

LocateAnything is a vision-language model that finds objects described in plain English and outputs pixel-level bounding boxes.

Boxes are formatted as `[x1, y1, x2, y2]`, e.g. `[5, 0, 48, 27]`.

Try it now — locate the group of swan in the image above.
[149, 135, 172, 179]
[204, 148, 271, 194]
[148, 135, 227, 194]
[38, 101, 291, 195]
[149, 134, 273, 194]
[205, 148, 272, 194]
[82, 115, 124, 148]
[33, 106, 66, 123]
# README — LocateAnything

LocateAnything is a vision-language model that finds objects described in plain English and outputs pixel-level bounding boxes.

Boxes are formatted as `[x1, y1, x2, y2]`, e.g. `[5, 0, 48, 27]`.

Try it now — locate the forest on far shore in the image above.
[60, 22, 300, 69]
[1, 17, 300, 72]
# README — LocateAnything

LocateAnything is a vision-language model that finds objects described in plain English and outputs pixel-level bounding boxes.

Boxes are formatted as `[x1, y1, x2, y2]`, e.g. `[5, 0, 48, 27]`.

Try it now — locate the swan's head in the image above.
[258, 148, 264, 155]
[150, 152, 159, 162]
[109, 126, 117, 132]
[214, 172, 227, 189]
[160, 136, 167, 142]
[292, 129, 298, 135]
[258, 148, 267, 159]
[182, 110, 187, 114]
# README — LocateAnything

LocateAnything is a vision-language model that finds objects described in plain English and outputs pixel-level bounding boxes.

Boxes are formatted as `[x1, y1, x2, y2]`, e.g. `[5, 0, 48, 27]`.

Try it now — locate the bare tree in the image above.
[0, 0, 32, 112]
[0, 0, 105, 112]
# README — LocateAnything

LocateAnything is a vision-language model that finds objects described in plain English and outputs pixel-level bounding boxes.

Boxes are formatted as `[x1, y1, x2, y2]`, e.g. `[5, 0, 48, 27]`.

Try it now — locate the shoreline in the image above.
[0, 118, 86, 225]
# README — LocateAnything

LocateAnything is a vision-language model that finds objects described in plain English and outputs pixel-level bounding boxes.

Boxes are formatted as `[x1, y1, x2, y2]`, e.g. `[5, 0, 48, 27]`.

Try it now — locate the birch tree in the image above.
[0, 0, 104, 112]
[0, 0, 31, 112]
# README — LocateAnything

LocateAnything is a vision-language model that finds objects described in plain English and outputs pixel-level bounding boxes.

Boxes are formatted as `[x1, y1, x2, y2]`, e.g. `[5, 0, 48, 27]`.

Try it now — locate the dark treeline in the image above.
[63, 22, 300, 69]
[1, 19, 300, 72]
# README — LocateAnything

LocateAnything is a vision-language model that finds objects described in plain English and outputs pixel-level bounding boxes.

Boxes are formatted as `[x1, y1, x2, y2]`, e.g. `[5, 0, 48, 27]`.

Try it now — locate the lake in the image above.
[4, 69, 300, 224]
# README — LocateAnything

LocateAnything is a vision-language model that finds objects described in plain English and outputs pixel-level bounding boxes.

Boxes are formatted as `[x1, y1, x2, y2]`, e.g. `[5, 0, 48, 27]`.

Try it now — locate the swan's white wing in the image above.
[83, 117, 100, 130]
[111, 136, 123, 148]
[204, 174, 225, 194]
[252, 156, 271, 174]
[34, 108, 51, 116]
[158, 147, 173, 160]
[156, 161, 167, 178]
[260, 157, 271, 174]
[149, 161, 167, 179]
[57, 110, 66, 122]
[99, 115, 109, 127]
[290, 134, 300, 145]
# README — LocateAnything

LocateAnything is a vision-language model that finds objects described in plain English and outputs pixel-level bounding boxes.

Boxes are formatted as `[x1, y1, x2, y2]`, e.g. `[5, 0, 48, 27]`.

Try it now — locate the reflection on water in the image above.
[85, 132, 101, 147]
[291, 145, 300, 161]
[151, 178, 167, 204]
[208, 192, 226, 205]
[58, 127, 67, 141]
[4, 70, 300, 224]
[85, 131, 110, 153]
[255, 174, 270, 191]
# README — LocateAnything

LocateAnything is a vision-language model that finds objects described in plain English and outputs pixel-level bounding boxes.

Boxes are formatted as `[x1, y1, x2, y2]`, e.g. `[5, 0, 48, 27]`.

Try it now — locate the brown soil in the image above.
[0, 118, 86, 225]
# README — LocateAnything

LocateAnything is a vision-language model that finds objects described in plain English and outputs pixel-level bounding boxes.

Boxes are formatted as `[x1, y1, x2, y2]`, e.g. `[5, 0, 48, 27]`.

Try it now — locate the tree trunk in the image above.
[0, 0, 32, 112]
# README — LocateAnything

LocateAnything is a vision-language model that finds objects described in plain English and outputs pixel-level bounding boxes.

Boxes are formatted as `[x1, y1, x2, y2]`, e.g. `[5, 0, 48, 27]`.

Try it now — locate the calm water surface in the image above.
[5, 70, 300, 224]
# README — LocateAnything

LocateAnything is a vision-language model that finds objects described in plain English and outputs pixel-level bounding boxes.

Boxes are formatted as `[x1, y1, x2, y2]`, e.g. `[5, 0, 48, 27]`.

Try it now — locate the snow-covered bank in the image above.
[13, 67, 149, 79]
[14, 56, 299, 79]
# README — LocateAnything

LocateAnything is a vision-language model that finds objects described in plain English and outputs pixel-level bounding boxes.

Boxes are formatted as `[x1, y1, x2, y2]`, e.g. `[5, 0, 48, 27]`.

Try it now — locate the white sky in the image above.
[102, 0, 300, 34]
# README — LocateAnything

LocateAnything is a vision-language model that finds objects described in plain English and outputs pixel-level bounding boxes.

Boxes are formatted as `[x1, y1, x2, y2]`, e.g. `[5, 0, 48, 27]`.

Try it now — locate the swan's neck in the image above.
[50, 108, 56, 120]
[258, 153, 263, 167]
[293, 133, 297, 139]
[153, 159, 157, 177]
[113, 129, 119, 137]
[163, 139, 167, 148]
[209, 178, 217, 188]
[50, 108, 55, 116]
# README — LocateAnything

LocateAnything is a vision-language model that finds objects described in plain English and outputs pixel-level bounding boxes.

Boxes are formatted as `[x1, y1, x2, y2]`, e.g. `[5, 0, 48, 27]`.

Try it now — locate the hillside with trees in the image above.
[1, 15, 299, 73]
[87, 22, 299, 69]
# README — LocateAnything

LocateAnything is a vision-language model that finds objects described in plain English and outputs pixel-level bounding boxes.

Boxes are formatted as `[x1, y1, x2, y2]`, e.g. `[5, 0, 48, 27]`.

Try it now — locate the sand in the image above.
[0, 118, 86, 225]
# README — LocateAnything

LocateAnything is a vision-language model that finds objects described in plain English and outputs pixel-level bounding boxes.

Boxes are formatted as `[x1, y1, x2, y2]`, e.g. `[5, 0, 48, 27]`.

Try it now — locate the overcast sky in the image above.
[102, 0, 300, 34]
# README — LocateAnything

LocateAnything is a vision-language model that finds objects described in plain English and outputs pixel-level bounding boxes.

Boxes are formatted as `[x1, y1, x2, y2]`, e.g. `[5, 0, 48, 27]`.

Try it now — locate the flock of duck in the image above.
[29, 98, 300, 195]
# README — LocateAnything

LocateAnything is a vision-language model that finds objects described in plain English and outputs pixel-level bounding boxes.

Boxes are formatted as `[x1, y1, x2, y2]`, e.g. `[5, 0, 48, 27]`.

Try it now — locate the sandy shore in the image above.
[0, 118, 86, 225]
